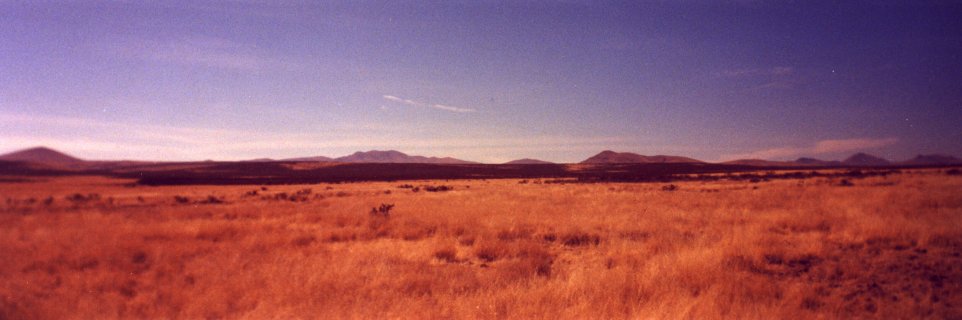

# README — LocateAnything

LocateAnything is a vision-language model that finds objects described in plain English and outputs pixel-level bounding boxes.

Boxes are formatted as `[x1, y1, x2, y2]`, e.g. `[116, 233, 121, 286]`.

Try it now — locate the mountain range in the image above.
[1, 146, 961, 167]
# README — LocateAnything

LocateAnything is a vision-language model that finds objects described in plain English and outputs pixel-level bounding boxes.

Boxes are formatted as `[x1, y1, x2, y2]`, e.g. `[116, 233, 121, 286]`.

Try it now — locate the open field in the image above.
[1, 169, 961, 319]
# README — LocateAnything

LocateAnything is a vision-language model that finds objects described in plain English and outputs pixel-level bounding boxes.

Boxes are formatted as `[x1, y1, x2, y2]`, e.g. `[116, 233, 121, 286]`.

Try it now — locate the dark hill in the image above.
[581, 150, 703, 164]
[334, 150, 477, 164]
[504, 158, 554, 164]
[0, 146, 84, 164]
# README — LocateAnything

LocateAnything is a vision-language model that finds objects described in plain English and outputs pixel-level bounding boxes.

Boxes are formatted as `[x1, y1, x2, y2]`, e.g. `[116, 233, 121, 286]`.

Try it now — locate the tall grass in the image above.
[0, 171, 960, 318]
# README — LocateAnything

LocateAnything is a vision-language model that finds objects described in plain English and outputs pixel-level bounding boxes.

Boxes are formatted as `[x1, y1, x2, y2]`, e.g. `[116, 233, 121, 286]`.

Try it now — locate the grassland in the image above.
[1, 169, 960, 319]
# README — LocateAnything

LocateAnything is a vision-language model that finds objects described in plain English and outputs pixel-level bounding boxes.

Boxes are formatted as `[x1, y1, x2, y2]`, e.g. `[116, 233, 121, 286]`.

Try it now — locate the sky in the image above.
[2, 0, 961, 163]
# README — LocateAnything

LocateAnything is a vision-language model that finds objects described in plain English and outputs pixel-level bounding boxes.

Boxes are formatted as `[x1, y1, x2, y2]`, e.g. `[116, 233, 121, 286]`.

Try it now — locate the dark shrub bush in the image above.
[424, 185, 452, 192]
[561, 232, 601, 247]
[369, 203, 394, 218]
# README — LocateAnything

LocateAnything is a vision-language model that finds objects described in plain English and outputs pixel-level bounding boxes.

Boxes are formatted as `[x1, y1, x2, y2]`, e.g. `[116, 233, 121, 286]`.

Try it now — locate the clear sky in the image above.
[2, 1, 961, 163]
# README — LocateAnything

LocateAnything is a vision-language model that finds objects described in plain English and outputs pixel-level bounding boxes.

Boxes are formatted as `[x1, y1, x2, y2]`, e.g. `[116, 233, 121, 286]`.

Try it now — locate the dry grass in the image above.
[1, 170, 961, 319]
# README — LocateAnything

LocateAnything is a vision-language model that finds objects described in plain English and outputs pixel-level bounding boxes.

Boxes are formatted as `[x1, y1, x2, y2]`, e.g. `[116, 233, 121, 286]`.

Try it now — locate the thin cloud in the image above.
[99, 36, 296, 72]
[720, 137, 899, 161]
[382, 95, 476, 113]
[813, 138, 899, 154]
[717, 66, 794, 78]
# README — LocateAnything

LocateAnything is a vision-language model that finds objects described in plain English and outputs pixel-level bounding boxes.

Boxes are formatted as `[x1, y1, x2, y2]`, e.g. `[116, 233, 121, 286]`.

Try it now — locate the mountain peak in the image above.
[0, 146, 84, 164]
[581, 150, 703, 164]
[335, 150, 475, 164]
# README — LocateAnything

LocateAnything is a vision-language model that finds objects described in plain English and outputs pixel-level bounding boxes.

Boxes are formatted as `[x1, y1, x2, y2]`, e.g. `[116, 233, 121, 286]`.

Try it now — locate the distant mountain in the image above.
[900, 154, 962, 166]
[334, 150, 478, 164]
[0, 146, 84, 165]
[842, 153, 891, 166]
[581, 150, 703, 164]
[242, 158, 276, 162]
[504, 158, 554, 165]
[722, 159, 797, 167]
[794, 157, 842, 166]
[281, 155, 333, 162]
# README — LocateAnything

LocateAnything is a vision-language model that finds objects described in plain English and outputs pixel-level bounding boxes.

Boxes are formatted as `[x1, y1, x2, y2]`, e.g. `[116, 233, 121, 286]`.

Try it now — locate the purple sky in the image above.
[2, 1, 961, 163]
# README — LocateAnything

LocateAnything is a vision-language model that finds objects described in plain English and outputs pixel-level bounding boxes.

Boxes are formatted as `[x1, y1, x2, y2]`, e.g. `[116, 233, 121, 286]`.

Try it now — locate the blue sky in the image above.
[2, 1, 961, 163]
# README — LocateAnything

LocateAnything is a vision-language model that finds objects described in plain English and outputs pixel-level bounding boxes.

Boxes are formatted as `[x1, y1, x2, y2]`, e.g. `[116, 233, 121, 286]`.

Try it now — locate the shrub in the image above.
[561, 231, 601, 247]
[291, 235, 316, 247]
[475, 242, 508, 262]
[66, 193, 100, 203]
[661, 184, 678, 191]
[515, 244, 554, 277]
[201, 195, 225, 204]
[434, 246, 459, 263]
[370, 203, 394, 218]
[174, 195, 191, 204]
[458, 235, 476, 246]
[423, 185, 452, 192]
[497, 228, 532, 241]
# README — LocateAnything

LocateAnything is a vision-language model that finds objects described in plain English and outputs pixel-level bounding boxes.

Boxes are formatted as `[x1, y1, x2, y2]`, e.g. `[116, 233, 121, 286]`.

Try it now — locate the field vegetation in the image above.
[1, 169, 961, 318]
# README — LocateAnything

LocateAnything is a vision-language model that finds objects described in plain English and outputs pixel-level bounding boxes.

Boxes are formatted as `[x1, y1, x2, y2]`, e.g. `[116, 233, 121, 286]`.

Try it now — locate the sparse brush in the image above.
[4, 171, 961, 319]
[423, 185, 452, 192]
[561, 231, 601, 247]
[474, 242, 508, 262]
[369, 203, 394, 218]
[66, 193, 100, 202]
[458, 235, 476, 246]
[434, 246, 459, 262]
[201, 195, 225, 204]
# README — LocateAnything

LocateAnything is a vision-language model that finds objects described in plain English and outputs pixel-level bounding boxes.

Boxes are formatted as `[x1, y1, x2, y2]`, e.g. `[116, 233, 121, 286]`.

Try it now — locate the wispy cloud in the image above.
[715, 66, 798, 90]
[717, 66, 794, 78]
[382, 95, 476, 113]
[720, 137, 899, 161]
[813, 138, 899, 154]
[98, 36, 296, 72]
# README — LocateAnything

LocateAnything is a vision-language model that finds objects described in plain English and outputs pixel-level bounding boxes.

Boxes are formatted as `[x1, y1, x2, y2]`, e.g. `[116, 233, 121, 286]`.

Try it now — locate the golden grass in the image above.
[1, 170, 961, 319]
